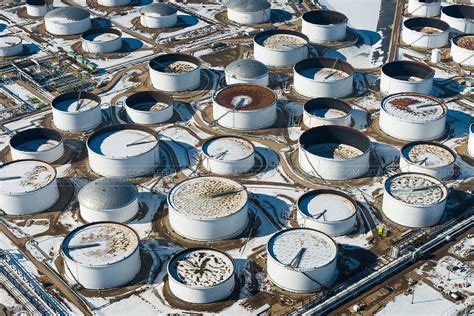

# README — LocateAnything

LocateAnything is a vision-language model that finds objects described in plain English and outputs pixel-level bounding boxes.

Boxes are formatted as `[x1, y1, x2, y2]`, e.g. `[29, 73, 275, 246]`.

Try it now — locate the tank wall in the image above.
[80, 199, 139, 223]
[468, 124, 474, 157]
[298, 147, 370, 180]
[213, 101, 277, 130]
[10, 143, 64, 163]
[379, 110, 446, 141]
[451, 41, 474, 67]
[140, 14, 177, 28]
[149, 66, 200, 92]
[168, 205, 248, 241]
[294, 72, 353, 99]
[407, 0, 441, 17]
[254, 43, 308, 67]
[169, 274, 235, 303]
[441, 12, 474, 33]
[125, 105, 174, 125]
[0, 180, 59, 215]
[225, 74, 269, 87]
[98, 0, 131, 6]
[296, 212, 356, 236]
[82, 36, 122, 54]
[26, 4, 50, 17]
[203, 154, 255, 175]
[227, 8, 271, 24]
[52, 107, 102, 132]
[380, 73, 433, 95]
[45, 18, 91, 36]
[399, 156, 454, 180]
[401, 27, 449, 48]
[0, 43, 23, 57]
[382, 190, 446, 227]
[302, 112, 352, 128]
[64, 248, 141, 289]
[302, 21, 347, 42]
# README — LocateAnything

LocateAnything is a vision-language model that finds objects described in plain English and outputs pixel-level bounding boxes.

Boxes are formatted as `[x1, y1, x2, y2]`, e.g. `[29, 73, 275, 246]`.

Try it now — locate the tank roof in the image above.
[298, 189, 357, 223]
[225, 59, 268, 79]
[295, 57, 354, 80]
[302, 10, 348, 25]
[139, 3, 177, 16]
[441, 4, 474, 20]
[10, 128, 63, 153]
[381, 60, 434, 81]
[62, 222, 139, 266]
[381, 93, 447, 123]
[52, 91, 101, 113]
[0, 36, 22, 48]
[255, 30, 308, 50]
[214, 84, 276, 111]
[78, 178, 138, 211]
[452, 34, 474, 51]
[0, 160, 56, 195]
[202, 136, 255, 161]
[404, 17, 449, 32]
[45, 7, 90, 22]
[168, 177, 248, 219]
[125, 91, 173, 112]
[401, 142, 455, 168]
[227, 0, 271, 13]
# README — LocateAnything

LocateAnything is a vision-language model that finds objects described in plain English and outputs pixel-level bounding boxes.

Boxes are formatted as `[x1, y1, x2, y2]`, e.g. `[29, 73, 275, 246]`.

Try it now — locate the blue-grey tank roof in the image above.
[227, 0, 271, 13]
[45, 7, 90, 21]
[225, 59, 269, 79]
[139, 3, 178, 16]
[78, 178, 138, 211]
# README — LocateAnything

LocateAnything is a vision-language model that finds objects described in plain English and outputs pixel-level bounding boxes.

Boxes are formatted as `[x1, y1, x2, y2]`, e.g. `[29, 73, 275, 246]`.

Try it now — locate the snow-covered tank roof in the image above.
[227, 0, 271, 12]
[381, 93, 447, 123]
[139, 3, 177, 16]
[0, 36, 22, 48]
[225, 59, 269, 79]
[78, 178, 138, 211]
[0, 160, 56, 195]
[202, 136, 255, 162]
[45, 7, 90, 21]
[298, 189, 357, 223]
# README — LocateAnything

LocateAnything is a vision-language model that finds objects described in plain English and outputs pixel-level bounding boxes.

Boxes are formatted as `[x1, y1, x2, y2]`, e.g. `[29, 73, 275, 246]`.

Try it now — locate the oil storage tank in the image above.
[0, 160, 59, 215]
[51, 91, 102, 132]
[451, 34, 474, 67]
[98, 0, 131, 7]
[167, 248, 236, 303]
[266, 228, 338, 293]
[294, 57, 354, 99]
[167, 177, 249, 241]
[225, 59, 269, 86]
[407, 0, 441, 18]
[212, 84, 277, 130]
[297, 189, 357, 236]
[401, 17, 449, 49]
[149, 54, 201, 92]
[86, 124, 159, 178]
[0, 36, 23, 57]
[9, 128, 64, 163]
[61, 222, 141, 289]
[201, 135, 255, 175]
[81, 28, 123, 54]
[301, 10, 348, 43]
[44, 7, 91, 36]
[382, 172, 448, 227]
[125, 91, 174, 125]
[254, 30, 309, 67]
[78, 178, 139, 223]
[26, 0, 52, 17]
[380, 61, 434, 95]
[441, 5, 474, 34]
[139, 3, 178, 29]
[399, 141, 456, 180]
[379, 93, 447, 141]
[302, 98, 352, 128]
[226, 0, 271, 25]
[298, 126, 371, 180]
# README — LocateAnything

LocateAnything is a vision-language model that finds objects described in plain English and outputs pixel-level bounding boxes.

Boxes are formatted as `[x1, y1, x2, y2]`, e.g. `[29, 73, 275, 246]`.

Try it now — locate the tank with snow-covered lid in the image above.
[382, 172, 448, 227]
[167, 248, 236, 303]
[139, 3, 178, 29]
[225, 59, 269, 86]
[407, 0, 441, 18]
[402, 17, 449, 49]
[451, 34, 474, 67]
[0, 160, 59, 215]
[301, 10, 348, 43]
[81, 28, 122, 54]
[266, 228, 338, 293]
[9, 128, 64, 163]
[149, 54, 201, 92]
[302, 98, 352, 128]
[61, 222, 141, 289]
[227, 0, 271, 25]
[379, 93, 447, 141]
[44, 7, 91, 36]
[98, 0, 130, 7]
[441, 5, 474, 34]
[51, 91, 102, 132]
[125, 91, 174, 125]
[380, 61, 434, 95]
[0, 36, 23, 57]
[254, 29, 309, 67]
[78, 178, 139, 223]
[167, 177, 249, 241]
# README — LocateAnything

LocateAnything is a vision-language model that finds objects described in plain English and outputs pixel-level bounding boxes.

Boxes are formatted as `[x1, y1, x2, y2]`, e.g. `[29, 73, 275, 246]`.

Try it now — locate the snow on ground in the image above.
[449, 235, 473, 259]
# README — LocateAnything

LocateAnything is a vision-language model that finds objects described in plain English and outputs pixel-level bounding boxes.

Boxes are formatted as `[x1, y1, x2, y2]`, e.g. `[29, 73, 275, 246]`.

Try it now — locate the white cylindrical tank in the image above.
[402, 17, 449, 49]
[0, 36, 23, 57]
[297, 189, 357, 236]
[86, 124, 159, 178]
[254, 30, 309, 67]
[81, 28, 122, 54]
[302, 98, 352, 128]
[149, 54, 201, 92]
[431, 48, 441, 63]
[225, 59, 269, 86]
[61, 222, 141, 289]
[125, 91, 174, 125]
[9, 128, 64, 163]
[441, 5, 474, 34]
[51, 91, 102, 132]
[139, 3, 178, 29]
[379, 93, 447, 141]
[26, 0, 52, 17]
[451, 34, 474, 67]
[78, 178, 139, 223]
[212, 84, 277, 130]
[301, 10, 348, 43]
[167, 248, 236, 303]
[380, 61, 434, 95]
[294, 57, 354, 99]
[98, 0, 131, 7]
[400, 141, 456, 180]
[167, 177, 249, 241]
[266, 228, 338, 293]
[468, 124, 474, 157]
[44, 7, 91, 36]
[201, 135, 255, 175]
[382, 172, 448, 228]
[0, 160, 59, 216]
[298, 126, 371, 180]
[407, 0, 441, 18]
[226, 0, 271, 25]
